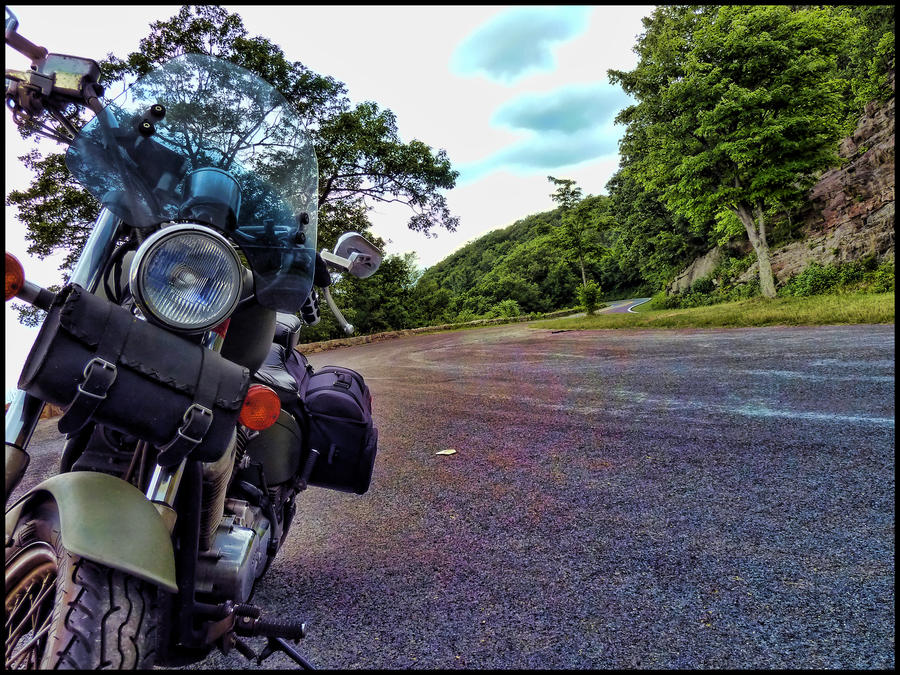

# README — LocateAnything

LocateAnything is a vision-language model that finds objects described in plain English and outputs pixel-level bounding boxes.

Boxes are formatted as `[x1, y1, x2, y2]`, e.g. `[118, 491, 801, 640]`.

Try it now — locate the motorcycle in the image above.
[4, 8, 383, 669]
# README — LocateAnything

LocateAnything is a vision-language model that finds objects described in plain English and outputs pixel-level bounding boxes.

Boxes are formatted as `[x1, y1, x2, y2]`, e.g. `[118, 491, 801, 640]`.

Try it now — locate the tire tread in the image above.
[6, 506, 159, 670]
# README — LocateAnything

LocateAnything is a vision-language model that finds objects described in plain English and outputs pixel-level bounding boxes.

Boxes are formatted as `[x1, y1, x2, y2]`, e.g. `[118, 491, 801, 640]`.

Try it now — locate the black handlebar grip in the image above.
[314, 252, 331, 288]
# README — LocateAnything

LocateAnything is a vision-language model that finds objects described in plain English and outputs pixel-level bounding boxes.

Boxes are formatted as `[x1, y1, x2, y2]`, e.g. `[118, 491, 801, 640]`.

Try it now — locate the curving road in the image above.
[9, 322, 895, 669]
[565, 297, 652, 319]
[600, 297, 652, 314]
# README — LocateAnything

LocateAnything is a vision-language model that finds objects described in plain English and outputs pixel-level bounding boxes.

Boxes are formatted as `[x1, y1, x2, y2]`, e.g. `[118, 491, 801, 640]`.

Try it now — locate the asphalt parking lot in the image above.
[12, 322, 895, 669]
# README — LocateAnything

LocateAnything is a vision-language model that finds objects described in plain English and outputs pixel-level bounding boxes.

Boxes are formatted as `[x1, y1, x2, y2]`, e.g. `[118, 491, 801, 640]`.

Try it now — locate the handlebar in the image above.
[5, 7, 104, 142]
[6, 29, 47, 64]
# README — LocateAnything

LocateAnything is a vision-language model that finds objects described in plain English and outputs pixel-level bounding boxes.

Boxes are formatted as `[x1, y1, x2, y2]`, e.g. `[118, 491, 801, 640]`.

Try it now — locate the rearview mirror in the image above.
[329, 232, 382, 279]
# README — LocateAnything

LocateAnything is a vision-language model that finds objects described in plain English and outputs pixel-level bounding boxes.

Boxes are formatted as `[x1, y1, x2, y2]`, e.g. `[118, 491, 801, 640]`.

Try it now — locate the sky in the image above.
[4, 4, 654, 401]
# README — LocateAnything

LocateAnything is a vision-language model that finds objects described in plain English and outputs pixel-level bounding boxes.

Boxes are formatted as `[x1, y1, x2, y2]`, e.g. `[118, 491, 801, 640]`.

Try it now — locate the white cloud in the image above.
[492, 82, 631, 133]
[451, 6, 593, 84]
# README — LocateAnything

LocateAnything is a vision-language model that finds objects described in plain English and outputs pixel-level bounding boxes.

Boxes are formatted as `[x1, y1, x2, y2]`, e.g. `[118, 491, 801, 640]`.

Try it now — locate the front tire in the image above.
[5, 501, 159, 669]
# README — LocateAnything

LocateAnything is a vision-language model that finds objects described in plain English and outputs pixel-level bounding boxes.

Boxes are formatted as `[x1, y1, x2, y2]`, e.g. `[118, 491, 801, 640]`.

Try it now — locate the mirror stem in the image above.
[322, 287, 354, 335]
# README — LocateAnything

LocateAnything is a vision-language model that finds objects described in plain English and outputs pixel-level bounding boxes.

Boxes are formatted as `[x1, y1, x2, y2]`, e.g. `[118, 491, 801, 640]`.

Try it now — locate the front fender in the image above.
[5, 472, 178, 593]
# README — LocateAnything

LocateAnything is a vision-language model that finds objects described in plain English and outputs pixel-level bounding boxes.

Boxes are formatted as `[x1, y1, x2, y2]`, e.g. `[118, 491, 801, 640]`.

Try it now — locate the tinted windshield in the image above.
[66, 54, 318, 311]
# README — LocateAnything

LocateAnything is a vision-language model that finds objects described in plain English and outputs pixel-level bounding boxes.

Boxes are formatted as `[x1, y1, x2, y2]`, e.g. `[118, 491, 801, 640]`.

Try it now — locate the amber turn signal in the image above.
[239, 384, 281, 431]
[6, 252, 25, 301]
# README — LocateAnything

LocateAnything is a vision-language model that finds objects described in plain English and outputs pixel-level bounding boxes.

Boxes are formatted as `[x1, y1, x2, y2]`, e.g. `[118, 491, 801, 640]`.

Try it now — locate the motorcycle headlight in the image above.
[130, 223, 243, 333]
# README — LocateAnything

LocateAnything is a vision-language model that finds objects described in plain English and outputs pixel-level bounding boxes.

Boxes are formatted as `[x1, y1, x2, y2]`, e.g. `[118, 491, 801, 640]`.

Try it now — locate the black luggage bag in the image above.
[249, 341, 378, 495]
[299, 365, 378, 495]
[18, 284, 251, 466]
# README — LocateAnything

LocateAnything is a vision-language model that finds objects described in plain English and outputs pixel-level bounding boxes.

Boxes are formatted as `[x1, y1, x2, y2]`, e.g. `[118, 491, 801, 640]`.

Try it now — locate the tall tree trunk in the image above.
[579, 255, 587, 288]
[735, 203, 777, 298]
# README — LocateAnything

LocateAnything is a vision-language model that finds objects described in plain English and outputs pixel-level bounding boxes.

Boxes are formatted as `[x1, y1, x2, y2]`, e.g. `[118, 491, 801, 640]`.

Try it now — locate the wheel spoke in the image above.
[7, 622, 53, 668]
[5, 554, 57, 670]
[6, 574, 54, 647]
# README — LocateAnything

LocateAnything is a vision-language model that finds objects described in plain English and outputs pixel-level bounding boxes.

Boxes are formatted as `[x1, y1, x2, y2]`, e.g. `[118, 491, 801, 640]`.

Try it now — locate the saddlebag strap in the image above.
[57, 301, 134, 435]
[156, 403, 214, 466]
[156, 347, 220, 467]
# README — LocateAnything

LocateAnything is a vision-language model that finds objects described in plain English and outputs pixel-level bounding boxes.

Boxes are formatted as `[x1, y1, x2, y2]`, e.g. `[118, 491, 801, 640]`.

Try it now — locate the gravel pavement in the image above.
[10, 322, 894, 669]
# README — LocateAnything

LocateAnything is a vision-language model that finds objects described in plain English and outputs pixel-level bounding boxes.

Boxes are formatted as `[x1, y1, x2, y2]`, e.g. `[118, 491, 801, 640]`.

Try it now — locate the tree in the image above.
[313, 102, 458, 248]
[609, 5, 859, 297]
[478, 271, 545, 313]
[577, 280, 601, 315]
[7, 5, 458, 292]
[6, 151, 99, 275]
[409, 275, 453, 326]
[547, 176, 591, 288]
[5, 151, 98, 325]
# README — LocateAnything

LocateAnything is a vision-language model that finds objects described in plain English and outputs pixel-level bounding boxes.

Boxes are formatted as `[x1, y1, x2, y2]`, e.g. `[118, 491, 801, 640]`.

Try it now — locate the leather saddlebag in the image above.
[18, 284, 250, 466]
[300, 365, 378, 495]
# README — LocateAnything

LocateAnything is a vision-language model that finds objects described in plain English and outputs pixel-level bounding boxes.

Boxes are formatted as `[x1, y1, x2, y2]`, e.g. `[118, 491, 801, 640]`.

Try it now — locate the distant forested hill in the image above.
[409, 194, 661, 325]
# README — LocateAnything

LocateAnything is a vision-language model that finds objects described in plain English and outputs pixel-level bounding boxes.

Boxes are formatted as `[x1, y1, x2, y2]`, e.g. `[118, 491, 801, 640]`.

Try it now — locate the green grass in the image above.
[533, 292, 895, 330]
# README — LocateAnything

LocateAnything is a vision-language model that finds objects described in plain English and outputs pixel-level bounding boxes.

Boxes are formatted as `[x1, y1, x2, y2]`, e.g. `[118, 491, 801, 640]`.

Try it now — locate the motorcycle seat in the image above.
[274, 312, 302, 350]
[253, 343, 300, 399]
[252, 341, 312, 406]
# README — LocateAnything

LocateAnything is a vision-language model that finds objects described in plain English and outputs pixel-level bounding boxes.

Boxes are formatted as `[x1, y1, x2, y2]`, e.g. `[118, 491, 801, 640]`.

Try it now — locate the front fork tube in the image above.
[146, 458, 188, 533]
[5, 394, 45, 495]
[5, 209, 123, 499]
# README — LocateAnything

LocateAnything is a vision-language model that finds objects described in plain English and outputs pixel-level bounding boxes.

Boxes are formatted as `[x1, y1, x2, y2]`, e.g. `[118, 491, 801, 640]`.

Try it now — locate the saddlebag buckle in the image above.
[156, 404, 214, 467]
[57, 357, 118, 434]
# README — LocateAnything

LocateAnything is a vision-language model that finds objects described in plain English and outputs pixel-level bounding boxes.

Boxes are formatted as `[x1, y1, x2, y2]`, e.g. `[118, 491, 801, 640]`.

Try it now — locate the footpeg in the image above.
[233, 610, 308, 641]
[232, 605, 313, 667]
[227, 635, 315, 669]
[210, 601, 314, 668]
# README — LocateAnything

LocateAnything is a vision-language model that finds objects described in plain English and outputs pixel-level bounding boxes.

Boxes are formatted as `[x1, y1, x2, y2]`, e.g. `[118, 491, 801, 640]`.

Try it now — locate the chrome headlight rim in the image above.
[129, 222, 243, 334]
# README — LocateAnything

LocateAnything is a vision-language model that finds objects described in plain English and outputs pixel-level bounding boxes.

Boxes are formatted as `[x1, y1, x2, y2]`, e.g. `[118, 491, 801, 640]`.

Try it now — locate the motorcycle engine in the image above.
[194, 497, 271, 604]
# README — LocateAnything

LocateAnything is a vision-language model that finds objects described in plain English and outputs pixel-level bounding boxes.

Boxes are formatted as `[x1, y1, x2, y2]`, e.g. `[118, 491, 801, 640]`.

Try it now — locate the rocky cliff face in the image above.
[668, 247, 727, 293]
[670, 75, 895, 293]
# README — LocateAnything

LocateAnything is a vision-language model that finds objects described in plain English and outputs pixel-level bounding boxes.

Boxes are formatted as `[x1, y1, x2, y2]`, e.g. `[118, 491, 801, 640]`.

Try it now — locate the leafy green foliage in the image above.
[546, 177, 612, 288]
[605, 167, 709, 292]
[5, 152, 100, 274]
[411, 191, 639, 327]
[779, 257, 895, 297]
[489, 299, 522, 319]
[576, 280, 601, 314]
[689, 277, 715, 295]
[837, 6, 895, 113]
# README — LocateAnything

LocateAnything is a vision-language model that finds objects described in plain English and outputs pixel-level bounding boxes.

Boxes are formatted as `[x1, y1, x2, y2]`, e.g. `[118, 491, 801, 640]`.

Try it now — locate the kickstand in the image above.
[257, 636, 316, 669]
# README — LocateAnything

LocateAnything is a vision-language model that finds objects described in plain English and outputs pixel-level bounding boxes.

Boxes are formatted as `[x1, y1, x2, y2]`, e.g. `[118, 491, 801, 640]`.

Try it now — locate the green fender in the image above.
[5, 472, 178, 593]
